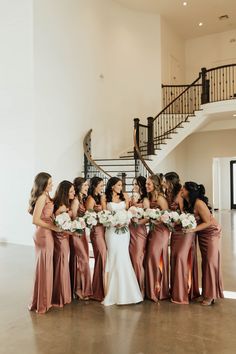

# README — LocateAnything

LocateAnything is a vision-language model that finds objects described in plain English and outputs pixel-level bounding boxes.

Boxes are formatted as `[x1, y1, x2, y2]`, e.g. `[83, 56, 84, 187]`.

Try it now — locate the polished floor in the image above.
[1, 211, 236, 354]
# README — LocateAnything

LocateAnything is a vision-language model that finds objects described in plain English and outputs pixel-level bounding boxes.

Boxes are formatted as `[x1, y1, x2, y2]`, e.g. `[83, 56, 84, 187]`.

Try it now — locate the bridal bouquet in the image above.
[111, 209, 133, 234]
[83, 210, 98, 229]
[128, 206, 144, 226]
[70, 217, 86, 235]
[144, 208, 162, 230]
[97, 210, 115, 228]
[54, 212, 72, 231]
[179, 213, 197, 230]
[160, 210, 180, 231]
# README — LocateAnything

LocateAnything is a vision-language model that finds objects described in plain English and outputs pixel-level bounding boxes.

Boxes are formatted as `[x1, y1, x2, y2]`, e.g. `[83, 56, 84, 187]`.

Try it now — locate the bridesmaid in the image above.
[182, 182, 224, 305]
[70, 177, 93, 300]
[86, 177, 107, 301]
[129, 176, 149, 296]
[28, 172, 60, 314]
[164, 172, 200, 304]
[52, 181, 75, 307]
[145, 174, 170, 301]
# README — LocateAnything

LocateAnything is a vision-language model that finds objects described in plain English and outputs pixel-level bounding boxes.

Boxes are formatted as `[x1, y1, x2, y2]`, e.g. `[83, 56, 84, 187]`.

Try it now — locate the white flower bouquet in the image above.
[179, 213, 197, 230]
[97, 210, 115, 228]
[54, 212, 72, 231]
[128, 206, 144, 227]
[70, 217, 86, 235]
[83, 210, 98, 229]
[111, 209, 133, 234]
[143, 208, 162, 230]
[159, 210, 179, 231]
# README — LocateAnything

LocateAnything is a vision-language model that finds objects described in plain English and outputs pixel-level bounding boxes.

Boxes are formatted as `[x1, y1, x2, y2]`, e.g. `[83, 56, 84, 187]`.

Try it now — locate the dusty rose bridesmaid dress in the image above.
[169, 199, 200, 304]
[129, 202, 148, 296]
[52, 232, 71, 307]
[90, 223, 107, 301]
[28, 197, 54, 314]
[197, 215, 224, 300]
[145, 201, 170, 301]
[70, 203, 93, 299]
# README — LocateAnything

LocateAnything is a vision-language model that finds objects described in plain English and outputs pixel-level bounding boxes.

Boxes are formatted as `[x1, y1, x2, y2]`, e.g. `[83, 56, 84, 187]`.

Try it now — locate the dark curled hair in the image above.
[88, 176, 103, 205]
[134, 176, 147, 201]
[73, 177, 87, 203]
[53, 180, 73, 213]
[105, 177, 125, 203]
[164, 172, 182, 201]
[183, 181, 211, 214]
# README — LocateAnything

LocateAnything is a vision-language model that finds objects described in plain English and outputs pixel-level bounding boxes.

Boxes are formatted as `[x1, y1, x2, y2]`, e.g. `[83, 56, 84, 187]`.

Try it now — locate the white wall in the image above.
[34, 0, 162, 167]
[185, 29, 236, 82]
[160, 18, 185, 85]
[1, 0, 163, 245]
[0, 0, 35, 245]
[155, 129, 236, 206]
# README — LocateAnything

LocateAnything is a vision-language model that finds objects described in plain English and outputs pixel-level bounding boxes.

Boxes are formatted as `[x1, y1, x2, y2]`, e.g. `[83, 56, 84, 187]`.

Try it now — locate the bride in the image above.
[101, 177, 143, 306]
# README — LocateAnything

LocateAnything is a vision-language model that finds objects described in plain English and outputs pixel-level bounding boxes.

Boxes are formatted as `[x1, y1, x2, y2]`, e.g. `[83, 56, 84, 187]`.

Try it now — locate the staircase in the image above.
[83, 64, 236, 190]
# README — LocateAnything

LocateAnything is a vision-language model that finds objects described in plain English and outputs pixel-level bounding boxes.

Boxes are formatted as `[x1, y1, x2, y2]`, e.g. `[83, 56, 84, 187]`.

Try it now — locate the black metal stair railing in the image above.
[134, 64, 236, 176]
[83, 129, 111, 185]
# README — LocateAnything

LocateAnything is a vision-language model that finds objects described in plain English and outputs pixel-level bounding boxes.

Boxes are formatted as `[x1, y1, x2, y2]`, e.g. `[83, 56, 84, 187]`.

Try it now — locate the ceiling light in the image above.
[183, 2, 187, 6]
[233, 114, 236, 117]
[198, 22, 203, 27]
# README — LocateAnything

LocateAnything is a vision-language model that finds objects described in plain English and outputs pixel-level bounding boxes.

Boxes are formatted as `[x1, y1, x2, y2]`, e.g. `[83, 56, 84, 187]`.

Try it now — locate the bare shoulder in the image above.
[195, 199, 207, 210]
[157, 194, 167, 203]
[71, 197, 79, 207]
[36, 193, 47, 204]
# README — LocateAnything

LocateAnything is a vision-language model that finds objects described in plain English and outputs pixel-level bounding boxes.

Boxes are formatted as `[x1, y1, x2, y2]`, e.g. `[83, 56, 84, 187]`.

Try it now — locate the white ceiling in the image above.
[114, 0, 236, 39]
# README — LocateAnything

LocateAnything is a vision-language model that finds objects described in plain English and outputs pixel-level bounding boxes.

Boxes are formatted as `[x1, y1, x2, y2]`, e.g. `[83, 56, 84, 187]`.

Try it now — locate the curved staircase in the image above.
[83, 64, 236, 191]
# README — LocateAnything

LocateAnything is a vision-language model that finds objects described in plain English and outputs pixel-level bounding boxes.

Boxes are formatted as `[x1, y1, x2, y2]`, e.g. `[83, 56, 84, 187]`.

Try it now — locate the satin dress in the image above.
[129, 201, 148, 296]
[70, 203, 93, 299]
[29, 197, 54, 314]
[197, 215, 224, 300]
[169, 199, 200, 304]
[52, 229, 71, 307]
[90, 215, 107, 301]
[145, 201, 170, 301]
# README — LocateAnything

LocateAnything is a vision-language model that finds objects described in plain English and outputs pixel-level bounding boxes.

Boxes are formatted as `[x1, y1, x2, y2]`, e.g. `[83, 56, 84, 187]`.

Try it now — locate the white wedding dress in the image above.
[102, 201, 143, 306]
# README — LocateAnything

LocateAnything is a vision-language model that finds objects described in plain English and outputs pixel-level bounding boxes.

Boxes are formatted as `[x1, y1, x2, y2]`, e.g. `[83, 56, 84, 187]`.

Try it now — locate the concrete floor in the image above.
[1, 211, 236, 354]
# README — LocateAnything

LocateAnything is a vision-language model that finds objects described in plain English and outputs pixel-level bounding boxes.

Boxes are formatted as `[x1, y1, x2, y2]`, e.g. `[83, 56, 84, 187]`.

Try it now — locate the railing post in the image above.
[84, 133, 91, 179]
[133, 118, 140, 159]
[201, 67, 210, 104]
[147, 116, 154, 155]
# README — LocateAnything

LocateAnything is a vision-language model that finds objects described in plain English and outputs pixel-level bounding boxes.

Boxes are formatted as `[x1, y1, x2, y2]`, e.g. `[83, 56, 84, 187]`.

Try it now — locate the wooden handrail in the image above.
[133, 128, 154, 175]
[83, 129, 112, 178]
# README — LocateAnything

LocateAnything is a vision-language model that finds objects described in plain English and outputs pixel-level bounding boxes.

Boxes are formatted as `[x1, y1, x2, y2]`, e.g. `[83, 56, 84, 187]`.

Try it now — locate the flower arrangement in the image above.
[54, 212, 72, 231]
[83, 210, 98, 229]
[179, 213, 197, 230]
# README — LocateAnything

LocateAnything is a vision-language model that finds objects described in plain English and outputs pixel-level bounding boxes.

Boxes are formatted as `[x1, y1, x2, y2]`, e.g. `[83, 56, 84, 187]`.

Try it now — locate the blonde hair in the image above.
[148, 174, 164, 201]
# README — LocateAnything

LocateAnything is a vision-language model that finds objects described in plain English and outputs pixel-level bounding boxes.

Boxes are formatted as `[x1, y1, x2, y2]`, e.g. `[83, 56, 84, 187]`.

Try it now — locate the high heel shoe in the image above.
[201, 298, 215, 306]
